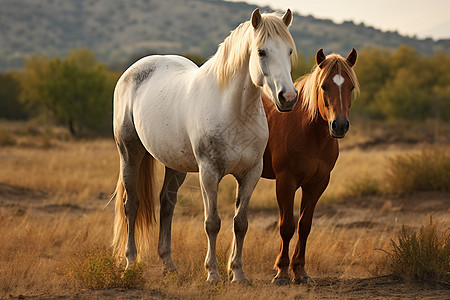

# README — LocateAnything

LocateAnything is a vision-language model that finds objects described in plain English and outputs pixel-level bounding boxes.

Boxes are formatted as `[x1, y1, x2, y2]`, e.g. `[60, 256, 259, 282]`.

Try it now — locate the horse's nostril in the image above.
[278, 91, 286, 104]
[332, 120, 337, 130]
[345, 120, 350, 132]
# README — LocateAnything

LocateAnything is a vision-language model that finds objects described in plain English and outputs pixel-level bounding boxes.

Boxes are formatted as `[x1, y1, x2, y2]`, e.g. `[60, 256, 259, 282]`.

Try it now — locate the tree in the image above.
[19, 49, 115, 136]
[374, 68, 432, 121]
[0, 72, 27, 119]
[353, 48, 391, 119]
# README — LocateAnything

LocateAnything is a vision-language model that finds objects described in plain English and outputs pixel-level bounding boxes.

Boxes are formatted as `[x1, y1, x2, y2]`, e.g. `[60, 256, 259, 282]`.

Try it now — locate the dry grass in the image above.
[382, 218, 450, 284]
[386, 147, 450, 194]
[0, 123, 449, 298]
[0, 208, 396, 298]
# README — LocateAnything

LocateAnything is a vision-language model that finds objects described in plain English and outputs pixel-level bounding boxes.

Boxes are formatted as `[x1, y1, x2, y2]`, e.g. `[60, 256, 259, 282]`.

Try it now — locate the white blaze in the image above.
[333, 74, 345, 111]
[333, 74, 345, 86]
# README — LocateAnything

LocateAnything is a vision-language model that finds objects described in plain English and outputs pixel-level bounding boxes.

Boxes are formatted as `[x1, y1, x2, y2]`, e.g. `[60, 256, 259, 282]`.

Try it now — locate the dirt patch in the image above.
[5, 288, 170, 300]
[0, 183, 49, 216]
[0, 183, 48, 202]
[314, 192, 450, 229]
[0, 183, 100, 216]
[316, 276, 449, 299]
[0, 182, 448, 299]
[6, 276, 448, 299]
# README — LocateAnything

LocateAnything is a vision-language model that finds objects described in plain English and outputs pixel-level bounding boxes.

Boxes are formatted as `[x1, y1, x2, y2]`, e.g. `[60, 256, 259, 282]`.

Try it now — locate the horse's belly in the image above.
[138, 118, 197, 171]
[155, 150, 199, 173]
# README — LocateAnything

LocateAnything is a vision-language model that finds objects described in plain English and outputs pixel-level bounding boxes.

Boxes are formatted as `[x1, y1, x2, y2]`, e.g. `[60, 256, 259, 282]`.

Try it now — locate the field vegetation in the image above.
[0, 123, 448, 298]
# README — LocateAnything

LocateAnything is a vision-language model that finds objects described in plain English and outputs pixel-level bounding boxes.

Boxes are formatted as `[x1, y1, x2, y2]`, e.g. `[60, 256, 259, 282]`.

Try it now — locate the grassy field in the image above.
[0, 122, 448, 299]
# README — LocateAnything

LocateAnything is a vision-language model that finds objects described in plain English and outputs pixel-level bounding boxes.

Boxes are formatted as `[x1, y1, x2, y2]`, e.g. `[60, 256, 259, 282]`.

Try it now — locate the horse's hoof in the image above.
[163, 267, 177, 276]
[231, 277, 252, 285]
[271, 276, 291, 285]
[206, 273, 222, 284]
[163, 260, 177, 274]
[292, 276, 315, 285]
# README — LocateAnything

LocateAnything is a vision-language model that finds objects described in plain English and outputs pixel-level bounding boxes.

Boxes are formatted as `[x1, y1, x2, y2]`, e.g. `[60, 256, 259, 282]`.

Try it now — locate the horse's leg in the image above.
[228, 163, 263, 284]
[117, 139, 146, 269]
[291, 177, 329, 284]
[158, 167, 186, 272]
[199, 165, 222, 283]
[272, 173, 297, 285]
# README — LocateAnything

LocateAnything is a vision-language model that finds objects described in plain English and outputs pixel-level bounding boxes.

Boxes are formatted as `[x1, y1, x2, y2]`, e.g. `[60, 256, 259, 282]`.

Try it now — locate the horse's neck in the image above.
[298, 83, 335, 149]
[219, 63, 261, 115]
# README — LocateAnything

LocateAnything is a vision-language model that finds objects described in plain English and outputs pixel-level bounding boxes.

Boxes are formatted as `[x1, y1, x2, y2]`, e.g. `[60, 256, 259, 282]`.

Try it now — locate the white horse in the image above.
[112, 8, 298, 284]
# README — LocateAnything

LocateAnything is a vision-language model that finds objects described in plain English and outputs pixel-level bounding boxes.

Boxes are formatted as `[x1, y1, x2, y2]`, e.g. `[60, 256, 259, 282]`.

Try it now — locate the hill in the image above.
[1, 0, 449, 71]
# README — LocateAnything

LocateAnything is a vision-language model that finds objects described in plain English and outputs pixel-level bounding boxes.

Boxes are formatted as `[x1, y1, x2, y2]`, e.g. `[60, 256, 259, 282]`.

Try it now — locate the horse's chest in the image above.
[195, 124, 267, 173]
[298, 150, 337, 184]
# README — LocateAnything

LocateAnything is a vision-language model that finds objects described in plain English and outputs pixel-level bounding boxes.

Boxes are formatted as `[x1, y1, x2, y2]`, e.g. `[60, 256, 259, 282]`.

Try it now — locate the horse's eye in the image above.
[323, 96, 329, 108]
[258, 49, 266, 57]
[351, 86, 355, 91]
[321, 85, 327, 91]
[289, 49, 293, 55]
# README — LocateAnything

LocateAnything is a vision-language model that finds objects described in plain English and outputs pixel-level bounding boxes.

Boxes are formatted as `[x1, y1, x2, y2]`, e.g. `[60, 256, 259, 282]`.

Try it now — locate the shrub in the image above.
[386, 147, 450, 194]
[384, 219, 449, 284]
[0, 128, 16, 146]
[345, 174, 381, 197]
[68, 248, 144, 289]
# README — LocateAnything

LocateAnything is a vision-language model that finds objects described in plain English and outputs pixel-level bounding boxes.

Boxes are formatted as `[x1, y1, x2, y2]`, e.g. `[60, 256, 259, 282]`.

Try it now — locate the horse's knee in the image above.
[160, 193, 176, 214]
[205, 216, 221, 235]
[279, 219, 295, 240]
[233, 214, 248, 235]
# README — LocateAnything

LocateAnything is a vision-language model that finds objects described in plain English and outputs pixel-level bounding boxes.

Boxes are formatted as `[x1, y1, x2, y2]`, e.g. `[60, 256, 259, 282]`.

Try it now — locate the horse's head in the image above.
[249, 9, 298, 112]
[315, 48, 358, 138]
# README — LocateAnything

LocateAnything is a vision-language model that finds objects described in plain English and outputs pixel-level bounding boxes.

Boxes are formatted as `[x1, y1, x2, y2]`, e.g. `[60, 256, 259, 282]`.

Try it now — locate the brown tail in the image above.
[112, 153, 158, 260]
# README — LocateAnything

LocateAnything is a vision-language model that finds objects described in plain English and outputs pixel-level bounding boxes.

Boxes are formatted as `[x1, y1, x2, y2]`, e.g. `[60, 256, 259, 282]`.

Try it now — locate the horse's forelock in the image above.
[253, 13, 297, 59]
[208, 11, 296, 88]
[300, 54, 360, 122]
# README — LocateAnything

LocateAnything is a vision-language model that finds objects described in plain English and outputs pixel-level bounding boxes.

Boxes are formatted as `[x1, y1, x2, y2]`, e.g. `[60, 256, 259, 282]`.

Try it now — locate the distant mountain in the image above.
[1, 0, 449, 71]
[420, 19, 450, 40]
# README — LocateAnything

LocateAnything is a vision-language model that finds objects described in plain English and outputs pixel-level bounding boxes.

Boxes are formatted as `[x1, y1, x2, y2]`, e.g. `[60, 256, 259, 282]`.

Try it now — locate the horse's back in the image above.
[117, 55, 198, 91]
[113, 55, 201, 171]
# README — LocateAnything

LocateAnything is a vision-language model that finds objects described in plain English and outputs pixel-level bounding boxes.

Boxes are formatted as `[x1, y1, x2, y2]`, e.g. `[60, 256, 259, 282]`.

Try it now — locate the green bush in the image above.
[69, 249, 144, 289]
[387, 147, 450, 194]
[385, 219, 449, 284]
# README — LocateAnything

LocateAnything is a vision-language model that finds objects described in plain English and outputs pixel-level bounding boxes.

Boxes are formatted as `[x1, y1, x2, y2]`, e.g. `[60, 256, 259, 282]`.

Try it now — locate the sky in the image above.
[226, 0, 450, 40]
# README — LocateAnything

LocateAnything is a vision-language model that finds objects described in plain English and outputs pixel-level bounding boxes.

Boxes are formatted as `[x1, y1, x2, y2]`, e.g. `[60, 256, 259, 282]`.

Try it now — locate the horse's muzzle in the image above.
[330, 117, 349, 138]
[276, 88, 298, 112]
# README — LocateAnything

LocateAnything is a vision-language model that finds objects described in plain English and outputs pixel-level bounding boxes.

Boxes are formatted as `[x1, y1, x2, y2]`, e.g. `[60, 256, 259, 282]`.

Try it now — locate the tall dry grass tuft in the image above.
[387, 147, 450, 194]
[68, 247, 145, 289]
[344, 174, 382, 198]
[383, 218, 450, 284]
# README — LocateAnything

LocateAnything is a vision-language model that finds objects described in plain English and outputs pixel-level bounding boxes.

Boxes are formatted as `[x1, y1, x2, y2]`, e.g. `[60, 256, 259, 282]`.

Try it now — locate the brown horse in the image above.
[261, 48, 360, 284]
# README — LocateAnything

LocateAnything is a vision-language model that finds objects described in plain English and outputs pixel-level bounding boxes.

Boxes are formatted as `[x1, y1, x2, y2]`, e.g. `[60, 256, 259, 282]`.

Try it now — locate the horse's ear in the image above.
[316, 49, 326, 68]
[282, 9, 292, 27]
[251, 8, 262, 29]
[346, 48, 357, 67]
